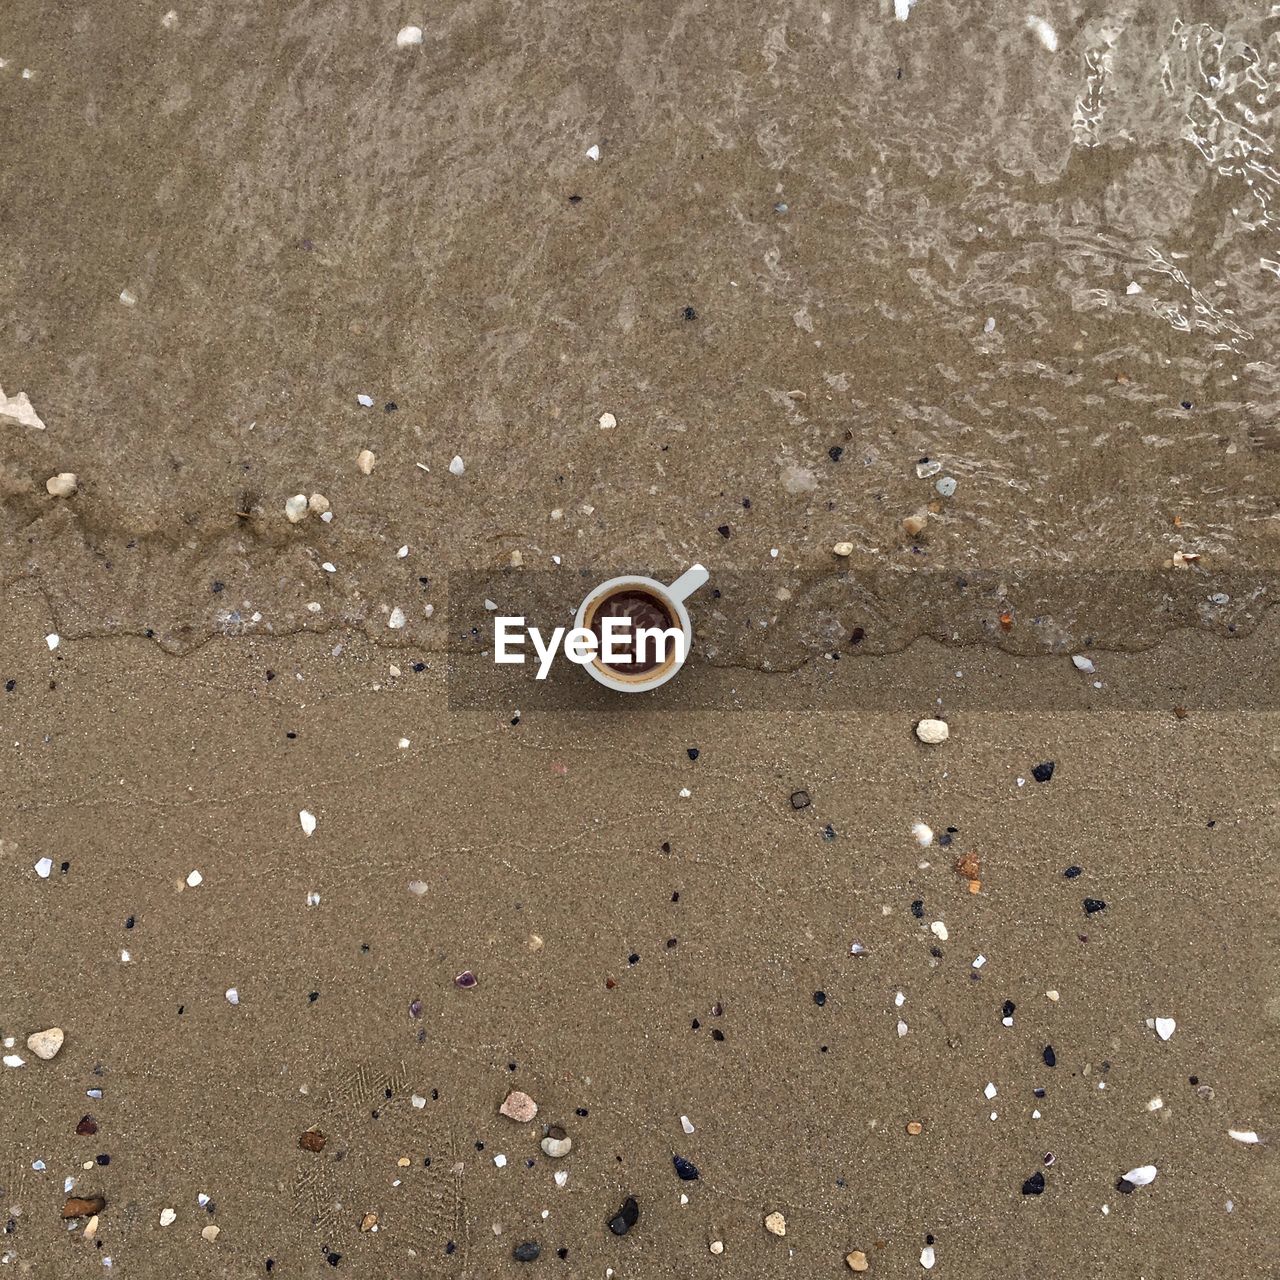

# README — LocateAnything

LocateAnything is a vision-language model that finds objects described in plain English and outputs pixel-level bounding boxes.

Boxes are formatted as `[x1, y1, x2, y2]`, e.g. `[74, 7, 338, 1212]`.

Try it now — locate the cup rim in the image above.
[574, 576, 692, 692]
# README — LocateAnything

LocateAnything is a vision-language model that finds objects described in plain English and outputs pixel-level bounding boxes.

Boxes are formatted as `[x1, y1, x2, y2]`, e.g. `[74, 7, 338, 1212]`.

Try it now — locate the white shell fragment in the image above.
[911, 822, 934, 847]
[586, 144, 600, 161]
[1228, 1129, 1260, 1144]
[3, 1054, 25, 1069]
[680, 1115, 695, 1134]
[299, 809, 317, 836]
[387, 606, 407, 629]
[984, 1082, 998, 1099]
[1154, 1017, 1176, 1041]
[159, 1208, 176, 1226]
[34, 857, 53, 878]
[356, 393, 374, 407]
[225, 988, 239, 1006]
[920, 1244, 936, 1269]
[46, 472, 77, 497]
[0, 383, 48, 429]
[186, 869, 203, 887]
[46, 634, 60, 651]
[598, 411, 616, 429]
[930, 920, 948, 941]
[1121, 1164, 1157, 1187]
[915, 718, 949, 744]
[396, 25, 423, 47]
[1071, 654, 1095, 673]
[448, 455, 465, 476]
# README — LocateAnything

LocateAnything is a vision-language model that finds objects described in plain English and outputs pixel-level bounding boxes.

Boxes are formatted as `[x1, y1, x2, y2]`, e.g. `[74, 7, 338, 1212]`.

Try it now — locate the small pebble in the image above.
[902, 513, 928, 537]
[915, 719, 949, 744]
[46, 472, 78, 497]
[935, 476, 956, 497]
[1031, 761, 1055, 783]
[1154, 1017, 1176, 1041]
[513, 1242, 540, 1262]
[499, 1091, 538, 1123]
[764, 1211, 786, 1237]
[1022, 1171, 1046, 1195]
[284, 494, 308, 523]
[710, 1241, 724, 1255]
[356, 449, 376, 474]
[29, 1026, 66, 1059]
[541, 1128, 572, 1158]
[448, 455, 465, 477]
[846, 1250, 869, 1271]
[159, 1208, 176, 1227]
[396, 25, 423, 47]
[201, 1225, 220, 1243]
[672, 1155, 700, 1181]
[790, 790, 811, 810]
[833, 541, 854, 557]
[299, 809, 317, 836]
[599, 412, 617, 429]
[308, 492, 330, 515]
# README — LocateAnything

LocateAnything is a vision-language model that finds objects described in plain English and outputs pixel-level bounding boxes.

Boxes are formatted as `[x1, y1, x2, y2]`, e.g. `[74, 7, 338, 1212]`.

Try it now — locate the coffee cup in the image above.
[574, 565, 709, 693]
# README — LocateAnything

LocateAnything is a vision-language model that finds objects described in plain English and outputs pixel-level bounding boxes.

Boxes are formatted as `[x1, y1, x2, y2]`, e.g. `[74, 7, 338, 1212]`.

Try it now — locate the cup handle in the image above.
[666, 563, 709, 605]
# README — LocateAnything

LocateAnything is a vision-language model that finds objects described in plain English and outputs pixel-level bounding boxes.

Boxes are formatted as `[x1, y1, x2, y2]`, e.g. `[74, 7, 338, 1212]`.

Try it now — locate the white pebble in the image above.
[911, 822, 934, 847]
[46, 633, 60, 651]
[984, 1082, 998, 1099]
[930, 920, 948, 941]
[920, 1244, 936, 1269]
[1071, 654, 1095, 673]
[34, 857, 53, 879]
[448, 455, 465, 477]
[398, 738, 411, 750]
[186, 869, 203, 887]
[1154, 1017, 1176, 1041]
[299, 809, 317, 836]
[598, 411, 617, 429]
[119, 288, 137, 306]
[493, 1153, 507, 1168]
[284, 494, 308, 523]
[225, 988, 239, 1006]
[1122, 1164, 1157, 1187]
[356, 393, 374, 407]
[1147, 1097, 1163, 1111]
[832, 541, 854, 557]
[46, 472, 78, 497]
[408, 880, 429, 896]
[411, 1094, 427, 1109]
[915, 718, 949, 744]
[586, 144, 600, 161]
[357, 448, 376, 475]
[306, 891, 321, 907]
[680, 1115, 695, 1134]
[159, 1209, 176, 1226]
[973, 955, 986, 968]
[1026, 15, 1058, 50]
[1228, 1129, 1260, 1144]
[553, 1169, 568, 1187]
[396, 25, 423, 47]
[3, 1054, 25, 1069]
[388, 606, 407, 629]
[896, 1019, 908, 1038]
[26, 1027, 64, 1059]
[935, 476, 957, 498]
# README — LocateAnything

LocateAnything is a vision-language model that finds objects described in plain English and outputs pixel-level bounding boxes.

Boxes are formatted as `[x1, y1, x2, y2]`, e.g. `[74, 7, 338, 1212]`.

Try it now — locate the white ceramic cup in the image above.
[574, 565, 709, 693]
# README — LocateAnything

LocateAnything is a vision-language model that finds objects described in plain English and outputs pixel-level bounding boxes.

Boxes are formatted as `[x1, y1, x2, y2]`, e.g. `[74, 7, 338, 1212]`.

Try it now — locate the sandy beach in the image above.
[2, 1, 1277, 1275]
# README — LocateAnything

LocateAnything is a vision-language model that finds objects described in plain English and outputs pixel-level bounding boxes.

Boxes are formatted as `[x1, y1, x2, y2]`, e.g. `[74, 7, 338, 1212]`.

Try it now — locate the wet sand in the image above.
[2, 1, 1278, 1275]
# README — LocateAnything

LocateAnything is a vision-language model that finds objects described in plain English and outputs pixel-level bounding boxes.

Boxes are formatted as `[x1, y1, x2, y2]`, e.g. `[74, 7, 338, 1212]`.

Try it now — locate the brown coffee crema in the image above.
[587, 589, 678, 674]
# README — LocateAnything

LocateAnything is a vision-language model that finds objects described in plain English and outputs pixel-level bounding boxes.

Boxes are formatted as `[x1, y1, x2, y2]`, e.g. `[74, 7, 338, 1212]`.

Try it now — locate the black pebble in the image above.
[828, 446, 844, 462]
[1083, 898, 1107, 915]
[911, 900, 924, 919]
[608, 1196, 639, 1236]
[813, 990, 827, 1007]
[790, 790, 811, 810]
[1064, 866, 1082, 879]
[672, 1155, 699, 1181]
[687, 748, 700, 760]
[683, 306, 698, 321]
[717, 525, 731, 538]
[1031, 761, 1055, 783]
[513, 1242, 541, 1262]
[1002, 1000, 1015, 1018]
[1043, 1045, 1056, 1067]
[1022, 1171, 1046, 1196]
